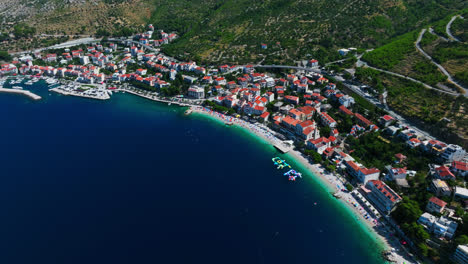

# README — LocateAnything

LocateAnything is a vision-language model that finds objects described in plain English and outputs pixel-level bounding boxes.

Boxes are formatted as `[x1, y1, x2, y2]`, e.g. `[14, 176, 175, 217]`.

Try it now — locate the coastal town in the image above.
[1, 24, 468, 264]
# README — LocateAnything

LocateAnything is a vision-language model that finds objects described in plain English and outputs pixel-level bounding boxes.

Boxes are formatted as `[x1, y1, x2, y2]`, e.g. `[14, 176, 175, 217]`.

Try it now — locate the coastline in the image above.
[190, 106, 415, 264]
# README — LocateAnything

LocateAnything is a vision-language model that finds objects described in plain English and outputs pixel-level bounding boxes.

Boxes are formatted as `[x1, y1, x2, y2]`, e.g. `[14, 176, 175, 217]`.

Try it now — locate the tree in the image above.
[417, 243, 428, 257]
[391, 197, 422, 223]
[0, 51, 11, 61]
[455, 235, 468, 245]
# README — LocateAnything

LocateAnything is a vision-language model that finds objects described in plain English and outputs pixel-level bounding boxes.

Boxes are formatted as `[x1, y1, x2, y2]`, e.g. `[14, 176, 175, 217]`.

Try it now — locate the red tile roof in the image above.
[368, 180, 401, 203]
[451, 161, 468, 171]
[436, 166, 455, 179]
[428, 196, 447, 208]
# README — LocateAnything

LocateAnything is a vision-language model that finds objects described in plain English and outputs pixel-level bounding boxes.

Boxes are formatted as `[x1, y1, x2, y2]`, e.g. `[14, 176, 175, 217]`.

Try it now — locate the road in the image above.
[416, 29, 467, 95]
[255, 64, 322, 74]
[357, 55, 458, 96]
[341, 80, 437, 140]
[12, 37, 101, 55]
[446, 15, 463, 42]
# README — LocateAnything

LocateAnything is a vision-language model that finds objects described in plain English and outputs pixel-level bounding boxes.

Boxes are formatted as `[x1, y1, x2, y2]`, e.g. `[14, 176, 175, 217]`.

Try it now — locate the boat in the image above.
[12, 86, 23, 90]
[225, 122, 233, 126]
[184, 109, 192, 115]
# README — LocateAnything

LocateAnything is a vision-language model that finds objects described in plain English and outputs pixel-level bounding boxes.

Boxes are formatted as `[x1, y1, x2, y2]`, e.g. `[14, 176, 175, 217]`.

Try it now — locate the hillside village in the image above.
[1, 24, 468, 263]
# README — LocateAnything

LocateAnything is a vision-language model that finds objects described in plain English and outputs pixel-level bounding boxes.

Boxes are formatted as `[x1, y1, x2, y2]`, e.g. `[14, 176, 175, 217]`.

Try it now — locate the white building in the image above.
[338, 95, 355, 108]
[441, 144, 466, 162]
[188, 86, 205, 99]
[454, 244, 468, 264]
[418, 213, 458, 239]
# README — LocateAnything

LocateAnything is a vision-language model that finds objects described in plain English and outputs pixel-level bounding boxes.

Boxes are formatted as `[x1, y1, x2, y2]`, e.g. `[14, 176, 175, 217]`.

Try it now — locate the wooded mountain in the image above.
[2, 0, 466, 64]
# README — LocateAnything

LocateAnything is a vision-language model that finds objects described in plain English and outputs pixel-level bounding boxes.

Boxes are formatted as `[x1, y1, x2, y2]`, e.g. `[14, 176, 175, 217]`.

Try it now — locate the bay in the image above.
[0, 82, 384, 263]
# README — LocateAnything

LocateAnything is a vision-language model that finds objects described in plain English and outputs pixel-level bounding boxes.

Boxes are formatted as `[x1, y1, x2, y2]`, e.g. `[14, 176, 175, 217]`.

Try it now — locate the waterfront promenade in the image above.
[0, 88, 41, 100]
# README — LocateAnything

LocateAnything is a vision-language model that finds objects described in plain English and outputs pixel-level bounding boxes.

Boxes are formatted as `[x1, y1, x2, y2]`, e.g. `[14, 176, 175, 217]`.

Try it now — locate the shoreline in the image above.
[190, 106, 415, 264]
[0, 87, 41, 100]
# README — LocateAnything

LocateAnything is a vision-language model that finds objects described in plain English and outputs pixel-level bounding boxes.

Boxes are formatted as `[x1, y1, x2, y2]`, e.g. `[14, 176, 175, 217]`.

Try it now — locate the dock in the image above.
[274, 142, 292, 153]
[0, 88, 41, 100]
[49, 87, 110, 100]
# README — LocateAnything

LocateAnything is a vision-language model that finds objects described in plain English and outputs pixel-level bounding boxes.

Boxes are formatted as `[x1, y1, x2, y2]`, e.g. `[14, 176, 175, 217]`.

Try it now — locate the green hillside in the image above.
[145, 0, 467, 64]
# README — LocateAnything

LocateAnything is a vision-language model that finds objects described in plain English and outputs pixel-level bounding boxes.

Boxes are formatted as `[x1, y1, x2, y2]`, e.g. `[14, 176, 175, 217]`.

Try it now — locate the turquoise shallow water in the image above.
[0, 81, 385, 263]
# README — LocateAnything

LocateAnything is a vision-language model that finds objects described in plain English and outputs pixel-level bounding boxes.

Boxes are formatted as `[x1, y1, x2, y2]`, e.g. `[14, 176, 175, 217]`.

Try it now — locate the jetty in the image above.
[49, 87, 110, 100]
[274, 142, 292, 153]
[0, 87, 41, 100]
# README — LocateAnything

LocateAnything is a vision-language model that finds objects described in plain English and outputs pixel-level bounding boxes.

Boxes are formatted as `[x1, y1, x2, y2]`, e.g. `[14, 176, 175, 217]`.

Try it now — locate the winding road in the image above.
[446, 15, 463, 42]
[415, 28, 467, 95]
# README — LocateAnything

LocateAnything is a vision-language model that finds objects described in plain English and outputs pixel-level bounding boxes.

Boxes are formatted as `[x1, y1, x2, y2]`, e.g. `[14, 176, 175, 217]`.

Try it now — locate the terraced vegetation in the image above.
[361, 31, 448, 86]
[355, 67, 468, 147]
[149, 0, 467, 64]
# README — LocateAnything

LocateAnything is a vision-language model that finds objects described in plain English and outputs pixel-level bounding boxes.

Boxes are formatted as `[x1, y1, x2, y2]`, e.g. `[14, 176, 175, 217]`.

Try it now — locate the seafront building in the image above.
[365, 180, 401, 214]
[188, 86, 205, 99]
[345, 160, 380, 184]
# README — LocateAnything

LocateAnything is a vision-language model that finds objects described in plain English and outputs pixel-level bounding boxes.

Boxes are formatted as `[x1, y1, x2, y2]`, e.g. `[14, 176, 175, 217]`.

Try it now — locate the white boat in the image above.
[12, 86, 23, 90]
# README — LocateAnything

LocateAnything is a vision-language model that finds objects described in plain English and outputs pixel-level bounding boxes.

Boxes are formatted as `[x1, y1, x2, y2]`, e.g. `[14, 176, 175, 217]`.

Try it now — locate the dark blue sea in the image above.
[0, 81, 384, 263]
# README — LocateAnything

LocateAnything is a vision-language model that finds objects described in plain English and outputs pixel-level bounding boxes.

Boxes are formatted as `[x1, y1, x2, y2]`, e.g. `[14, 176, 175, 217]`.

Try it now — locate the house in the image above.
[431, 179, 452, 196]
[354, 113, 372, 128]
[307, 137, 331, 154]
[380, 115, 395, 127]
[289, 108, 304, 120]
[214, 77, 226, 86]
[407, 138, 421, 148]
[395, 153, 407, 164]
[345, 161, 380, 184]
[453, 245, 468, 264]
[320, 112, 337, 128]
[426, 197, 447, 214]
[281, 115, 301, 130]
[297, 106, 315, 120]
[259, 112, 270, 122]
[418, 213, 458, 239]
[366, 180, 402, 214]
[183, 75, 198, 84]
[187, 86, 205, 99]
[338, 48, 349, 56]
[441, 144, 466, 162]
[339, 105, 354, 116]
[387, 167, 407, 180]
[451, 161, 468, 177]
[338, 95, 355, 107]
[284, 95, 299, 105]
[454, 187, 468, 200]
[308, 59, 319, 67]
[423, 140, 447, 154]
[136, 69, 147, 75]
[434, 166, 456, 181]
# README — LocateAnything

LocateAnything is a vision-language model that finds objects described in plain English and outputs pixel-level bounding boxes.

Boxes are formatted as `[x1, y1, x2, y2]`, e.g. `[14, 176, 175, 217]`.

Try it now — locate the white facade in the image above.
[441, 144, 466, 162]
[454, 245, 468, 264]
[188, 86, 205, 99]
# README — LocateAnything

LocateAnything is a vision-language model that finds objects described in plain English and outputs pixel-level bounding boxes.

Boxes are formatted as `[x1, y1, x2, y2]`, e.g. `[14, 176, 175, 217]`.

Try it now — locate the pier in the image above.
[274, 142, 292, 153]
[49, 87, 110, 100]
[0, 88, 41, 100]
